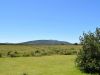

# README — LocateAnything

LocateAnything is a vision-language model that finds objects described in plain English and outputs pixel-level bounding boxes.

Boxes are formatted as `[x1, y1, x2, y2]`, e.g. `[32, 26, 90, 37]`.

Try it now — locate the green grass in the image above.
[0, 45, 82, 57]
[0, 45, 81, 52]
[0, 55, 88, 75]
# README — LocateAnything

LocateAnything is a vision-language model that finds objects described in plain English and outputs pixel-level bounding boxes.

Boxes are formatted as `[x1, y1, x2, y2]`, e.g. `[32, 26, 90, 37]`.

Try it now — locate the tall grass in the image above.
[0, 45, 82, 57]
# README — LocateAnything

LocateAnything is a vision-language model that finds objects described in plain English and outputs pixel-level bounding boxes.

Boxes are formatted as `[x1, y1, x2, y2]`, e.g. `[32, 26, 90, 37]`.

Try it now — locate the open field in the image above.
[0, 45, 82, 57]
[0, 55, 89, 75]
[0, 45, 86, 75]
[0, 45, 82, 52]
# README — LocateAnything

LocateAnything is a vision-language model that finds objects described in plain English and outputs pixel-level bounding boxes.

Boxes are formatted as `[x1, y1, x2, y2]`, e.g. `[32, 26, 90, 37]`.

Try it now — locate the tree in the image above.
[74, 43, 78, 45]
[76, 28, 100, 75]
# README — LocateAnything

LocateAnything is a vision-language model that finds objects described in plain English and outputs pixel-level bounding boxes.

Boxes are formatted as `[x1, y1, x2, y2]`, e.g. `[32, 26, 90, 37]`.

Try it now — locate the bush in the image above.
[76, 28, 100, 75]
[74, 43, 78, 45]
[0, 53, 2, 57]
[7, 51, 20, 57]
[22, 73, 28, 75]
[23, 52, 30, 57]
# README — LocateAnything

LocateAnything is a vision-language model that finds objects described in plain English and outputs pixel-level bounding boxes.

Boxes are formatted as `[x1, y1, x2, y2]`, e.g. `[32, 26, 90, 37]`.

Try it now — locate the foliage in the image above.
[76, 28, 100, 75]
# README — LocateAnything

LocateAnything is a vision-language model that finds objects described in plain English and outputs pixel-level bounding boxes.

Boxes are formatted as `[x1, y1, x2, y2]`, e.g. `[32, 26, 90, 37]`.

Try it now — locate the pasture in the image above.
[0, 45, 87, 75]
[0, 45, 82, 57]
[0, 55, 88, 75]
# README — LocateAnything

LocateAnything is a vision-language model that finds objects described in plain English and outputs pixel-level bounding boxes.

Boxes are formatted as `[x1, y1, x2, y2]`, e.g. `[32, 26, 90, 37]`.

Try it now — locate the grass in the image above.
[0, 45, 81, 52]
[0, 55, 89, 75]
[0, 45, 82, 57]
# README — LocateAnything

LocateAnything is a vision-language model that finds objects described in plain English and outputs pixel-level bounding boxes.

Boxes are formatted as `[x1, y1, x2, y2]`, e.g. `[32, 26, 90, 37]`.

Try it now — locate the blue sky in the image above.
[0, 0, 99, 43]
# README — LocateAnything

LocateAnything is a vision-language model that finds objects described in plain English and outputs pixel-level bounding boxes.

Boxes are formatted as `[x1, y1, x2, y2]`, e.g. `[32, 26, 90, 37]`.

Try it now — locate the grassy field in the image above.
[0, 45, 81, 52]
[0, 45, 82, 57]
[0, 55, 89, 75]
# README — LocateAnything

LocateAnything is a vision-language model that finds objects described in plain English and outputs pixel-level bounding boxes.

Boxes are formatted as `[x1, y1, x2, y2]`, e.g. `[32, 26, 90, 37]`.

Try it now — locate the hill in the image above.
[20, 40, 72, 45]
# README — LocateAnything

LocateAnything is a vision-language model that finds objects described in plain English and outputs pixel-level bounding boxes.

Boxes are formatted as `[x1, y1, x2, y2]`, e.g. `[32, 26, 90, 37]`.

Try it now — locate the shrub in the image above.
[0, 53, 2, 57]
[23, 53, 30, 57]
[7, 51, 20, 57]
[76, 28, 100, 75]
[74, 43, 78, 45]
[22, 73, 28, 75]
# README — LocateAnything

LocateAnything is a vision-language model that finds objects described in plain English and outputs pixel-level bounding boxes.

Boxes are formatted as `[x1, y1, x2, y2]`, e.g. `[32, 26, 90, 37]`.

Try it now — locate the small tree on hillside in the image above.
[76, 28, 100, 75]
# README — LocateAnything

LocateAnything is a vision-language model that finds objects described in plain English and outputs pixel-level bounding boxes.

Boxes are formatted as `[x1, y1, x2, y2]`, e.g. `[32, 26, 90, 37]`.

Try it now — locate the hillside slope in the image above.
[21, 40, 72, 45]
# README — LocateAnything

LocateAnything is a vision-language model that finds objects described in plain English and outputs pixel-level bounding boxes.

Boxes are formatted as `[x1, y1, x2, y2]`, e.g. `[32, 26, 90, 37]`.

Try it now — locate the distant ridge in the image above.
[20, 40, 72, 45]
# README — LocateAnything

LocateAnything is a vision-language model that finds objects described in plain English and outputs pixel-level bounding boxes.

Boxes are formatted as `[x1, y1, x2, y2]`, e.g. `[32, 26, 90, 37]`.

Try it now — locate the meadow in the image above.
[0, 55, 89, 75]
[0, 45, 88, 75]
[0, 45, 82, 57]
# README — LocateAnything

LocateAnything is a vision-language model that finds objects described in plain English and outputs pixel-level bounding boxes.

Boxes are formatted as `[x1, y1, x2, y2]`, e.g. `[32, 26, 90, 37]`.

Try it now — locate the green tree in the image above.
[76, 28, 100, 75]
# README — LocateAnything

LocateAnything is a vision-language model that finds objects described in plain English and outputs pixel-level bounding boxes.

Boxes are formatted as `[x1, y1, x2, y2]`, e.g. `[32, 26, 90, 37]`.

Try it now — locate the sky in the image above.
[0, 0, 100, 43]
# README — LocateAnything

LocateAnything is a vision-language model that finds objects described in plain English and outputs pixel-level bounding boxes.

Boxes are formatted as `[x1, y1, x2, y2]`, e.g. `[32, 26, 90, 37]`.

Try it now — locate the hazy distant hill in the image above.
[20, 40, 72, 45]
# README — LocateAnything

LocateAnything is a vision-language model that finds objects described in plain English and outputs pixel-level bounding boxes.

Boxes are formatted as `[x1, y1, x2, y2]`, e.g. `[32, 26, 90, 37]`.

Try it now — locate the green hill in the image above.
[21, 40, 72, 45]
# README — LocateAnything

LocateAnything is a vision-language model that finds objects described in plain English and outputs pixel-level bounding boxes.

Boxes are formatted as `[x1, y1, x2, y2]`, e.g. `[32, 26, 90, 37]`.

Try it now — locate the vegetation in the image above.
[76, 28, 100, 75]
[22, 73, 28, 75]
[0, 45, 81, 57]
[0, 55, 89, 75]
